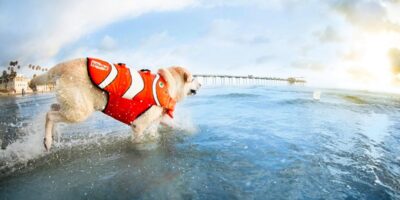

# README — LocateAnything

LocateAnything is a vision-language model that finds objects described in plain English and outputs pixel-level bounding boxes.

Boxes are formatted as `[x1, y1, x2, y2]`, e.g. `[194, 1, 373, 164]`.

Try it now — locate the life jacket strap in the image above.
[165, 97, 176, 118]
[157, 74, 176, 118]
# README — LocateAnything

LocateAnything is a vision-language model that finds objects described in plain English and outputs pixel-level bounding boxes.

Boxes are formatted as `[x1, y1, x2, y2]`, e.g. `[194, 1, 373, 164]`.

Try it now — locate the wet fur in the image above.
[30, 58, 200, 150]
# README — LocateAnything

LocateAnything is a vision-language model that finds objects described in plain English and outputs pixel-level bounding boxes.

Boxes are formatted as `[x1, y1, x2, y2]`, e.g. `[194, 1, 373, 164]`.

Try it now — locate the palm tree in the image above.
[9, 61, 18, 66]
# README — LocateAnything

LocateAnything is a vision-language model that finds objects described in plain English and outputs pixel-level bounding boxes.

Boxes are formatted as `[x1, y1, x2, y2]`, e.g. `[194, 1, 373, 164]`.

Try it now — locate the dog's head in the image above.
[158, 66, 201, 102]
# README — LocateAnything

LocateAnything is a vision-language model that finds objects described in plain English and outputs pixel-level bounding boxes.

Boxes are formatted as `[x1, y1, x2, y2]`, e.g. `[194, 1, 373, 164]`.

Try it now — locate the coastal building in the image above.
[0, 72, 54, 95]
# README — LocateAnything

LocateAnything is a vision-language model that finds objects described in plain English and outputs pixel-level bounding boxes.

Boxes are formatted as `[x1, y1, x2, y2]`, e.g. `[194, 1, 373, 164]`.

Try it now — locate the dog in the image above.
[29, 58, 201, 150]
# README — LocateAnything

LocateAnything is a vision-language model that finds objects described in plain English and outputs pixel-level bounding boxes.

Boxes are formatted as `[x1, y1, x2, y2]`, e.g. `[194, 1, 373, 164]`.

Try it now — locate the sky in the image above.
[1, 0, 400, 92]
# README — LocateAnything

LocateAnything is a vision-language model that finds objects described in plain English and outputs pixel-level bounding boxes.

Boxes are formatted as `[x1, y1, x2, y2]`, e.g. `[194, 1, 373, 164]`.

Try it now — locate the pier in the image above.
[193, 74, 306, 86]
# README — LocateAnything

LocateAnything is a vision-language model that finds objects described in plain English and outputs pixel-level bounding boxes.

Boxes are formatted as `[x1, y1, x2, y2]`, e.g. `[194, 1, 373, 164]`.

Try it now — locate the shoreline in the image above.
[0, 90, 54, 97]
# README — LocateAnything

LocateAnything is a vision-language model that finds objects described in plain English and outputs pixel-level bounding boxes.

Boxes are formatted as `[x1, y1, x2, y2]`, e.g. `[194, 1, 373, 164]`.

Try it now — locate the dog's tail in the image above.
[29, 63, 64, 91]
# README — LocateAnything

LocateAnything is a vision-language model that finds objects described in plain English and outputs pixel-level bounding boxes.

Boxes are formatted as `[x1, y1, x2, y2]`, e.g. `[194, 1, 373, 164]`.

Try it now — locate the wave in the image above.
[0, 109, 197, 179]
[341, 95, 368, 104]
[0, 111, 129, 178]
[212, 93, 261, 98]
[277, 98, 315, 106]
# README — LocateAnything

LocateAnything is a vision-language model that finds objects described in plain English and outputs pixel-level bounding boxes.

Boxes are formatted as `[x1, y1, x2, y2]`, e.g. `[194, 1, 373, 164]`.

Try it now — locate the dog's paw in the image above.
[43, 137, 52, 151]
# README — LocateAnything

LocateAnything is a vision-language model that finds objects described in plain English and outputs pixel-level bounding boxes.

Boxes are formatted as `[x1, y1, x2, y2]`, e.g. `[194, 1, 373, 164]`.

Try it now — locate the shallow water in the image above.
[0, 86, 400, 199]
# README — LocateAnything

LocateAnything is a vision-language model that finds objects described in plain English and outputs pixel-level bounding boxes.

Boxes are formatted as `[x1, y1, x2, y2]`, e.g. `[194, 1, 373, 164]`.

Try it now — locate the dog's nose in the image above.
[190, 89, 197, 95]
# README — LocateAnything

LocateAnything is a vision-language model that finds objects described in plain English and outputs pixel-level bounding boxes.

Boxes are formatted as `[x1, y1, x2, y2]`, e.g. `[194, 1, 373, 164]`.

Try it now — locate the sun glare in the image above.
[341, 32, 398, 92]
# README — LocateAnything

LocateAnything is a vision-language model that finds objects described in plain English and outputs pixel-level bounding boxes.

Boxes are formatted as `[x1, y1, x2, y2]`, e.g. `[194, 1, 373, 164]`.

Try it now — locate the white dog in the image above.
[29, 58, 201, 150]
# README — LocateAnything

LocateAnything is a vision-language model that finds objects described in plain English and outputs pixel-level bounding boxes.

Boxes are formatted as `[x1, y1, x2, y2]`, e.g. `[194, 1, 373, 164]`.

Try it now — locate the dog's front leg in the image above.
[160, 115, 175, 128]
[130, 106, 164, 143]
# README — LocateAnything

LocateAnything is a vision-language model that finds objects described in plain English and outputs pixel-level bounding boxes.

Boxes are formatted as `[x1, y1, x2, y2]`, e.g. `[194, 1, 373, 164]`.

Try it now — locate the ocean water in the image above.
[0, 86, 399, 199]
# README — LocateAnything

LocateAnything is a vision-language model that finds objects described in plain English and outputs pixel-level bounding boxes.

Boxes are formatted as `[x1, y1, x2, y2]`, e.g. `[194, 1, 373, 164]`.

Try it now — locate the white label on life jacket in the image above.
[91, 60, 108, 70]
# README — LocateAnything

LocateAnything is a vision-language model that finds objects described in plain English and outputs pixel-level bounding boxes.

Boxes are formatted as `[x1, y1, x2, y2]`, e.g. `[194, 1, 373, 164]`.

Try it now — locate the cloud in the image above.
[206, 19, 270, 46]
[63, 18, 277, 76]
[139, 31, 174, 49]
[291, 60, 325, 72]
[313, 26, 342, 43]
[330, 0, 400, 32]
[255, 55, 274, 64]
[346, 66, 375, 83]
[342, 50, 361, 61]
[197, 0, 302, 10]
[0, 0, 194, 66]
[388, 48, 400, 74]
[99, 35, 117, 51]
[64, 31, 188, 72]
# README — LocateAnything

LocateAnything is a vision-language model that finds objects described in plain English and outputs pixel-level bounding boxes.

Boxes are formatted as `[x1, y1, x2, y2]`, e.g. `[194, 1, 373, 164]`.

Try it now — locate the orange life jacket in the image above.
[87, 57, 176, 125]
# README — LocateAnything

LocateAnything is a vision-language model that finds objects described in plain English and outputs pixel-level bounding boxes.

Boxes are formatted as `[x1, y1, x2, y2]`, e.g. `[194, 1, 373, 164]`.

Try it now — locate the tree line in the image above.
[1, 60, 48, 81]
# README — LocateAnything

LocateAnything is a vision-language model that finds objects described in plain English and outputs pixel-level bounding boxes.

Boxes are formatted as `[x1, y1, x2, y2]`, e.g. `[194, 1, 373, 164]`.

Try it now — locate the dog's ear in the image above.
[183, 72, 190, 83]
[175, 67, 191, 83]
[158, 68, 176, 97]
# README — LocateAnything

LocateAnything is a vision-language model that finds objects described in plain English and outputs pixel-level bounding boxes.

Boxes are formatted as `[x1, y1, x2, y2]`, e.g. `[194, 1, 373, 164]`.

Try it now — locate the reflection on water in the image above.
[0, 87, 399, 199]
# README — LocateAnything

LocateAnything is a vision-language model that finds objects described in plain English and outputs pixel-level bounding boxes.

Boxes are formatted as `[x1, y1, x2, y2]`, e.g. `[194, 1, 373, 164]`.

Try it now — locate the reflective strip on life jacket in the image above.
[122, 69, 144, 99]
[98, 63, 117, 89]
[152, 74, 161, 106]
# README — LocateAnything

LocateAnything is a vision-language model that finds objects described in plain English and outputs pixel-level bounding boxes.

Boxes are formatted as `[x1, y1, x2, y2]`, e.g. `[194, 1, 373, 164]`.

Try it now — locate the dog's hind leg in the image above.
[44, 104, 93, 151]
[50, 103, 61, 144]
[44, 110, 67, 151]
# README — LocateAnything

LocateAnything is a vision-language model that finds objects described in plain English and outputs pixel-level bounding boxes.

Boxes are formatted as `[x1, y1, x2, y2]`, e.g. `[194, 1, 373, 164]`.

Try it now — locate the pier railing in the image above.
[193, 74, 306, 86]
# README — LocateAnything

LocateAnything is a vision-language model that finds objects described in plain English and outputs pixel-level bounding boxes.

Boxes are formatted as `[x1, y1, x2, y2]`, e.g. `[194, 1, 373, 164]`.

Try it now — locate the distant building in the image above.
[0, 72, 54, 95]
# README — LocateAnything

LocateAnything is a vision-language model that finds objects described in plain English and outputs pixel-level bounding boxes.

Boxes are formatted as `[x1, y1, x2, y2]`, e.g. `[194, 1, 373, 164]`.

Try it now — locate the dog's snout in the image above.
[194, 79, 201, 88]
